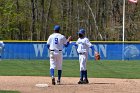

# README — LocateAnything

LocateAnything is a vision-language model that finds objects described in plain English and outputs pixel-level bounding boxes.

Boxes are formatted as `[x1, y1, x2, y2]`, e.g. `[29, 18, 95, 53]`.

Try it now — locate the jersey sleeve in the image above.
[86, 38, 92, 47]
[76, 39, 78, 45]
[47, 36, 51, 45]
[63, 36, 68, 45]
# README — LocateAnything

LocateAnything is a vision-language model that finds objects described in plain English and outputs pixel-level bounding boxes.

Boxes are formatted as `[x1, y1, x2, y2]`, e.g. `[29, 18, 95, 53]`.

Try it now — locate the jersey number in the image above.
[54, 38, 58, 44]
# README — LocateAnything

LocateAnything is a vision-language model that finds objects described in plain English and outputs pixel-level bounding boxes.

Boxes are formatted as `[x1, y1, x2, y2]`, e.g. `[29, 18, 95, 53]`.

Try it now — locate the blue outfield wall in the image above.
[2, 41, 140, 60]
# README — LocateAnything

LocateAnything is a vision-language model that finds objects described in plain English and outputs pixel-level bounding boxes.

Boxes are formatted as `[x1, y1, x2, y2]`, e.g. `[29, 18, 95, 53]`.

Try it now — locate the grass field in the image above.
[0, 60, 140, 79]
[0, 90, 20, 93]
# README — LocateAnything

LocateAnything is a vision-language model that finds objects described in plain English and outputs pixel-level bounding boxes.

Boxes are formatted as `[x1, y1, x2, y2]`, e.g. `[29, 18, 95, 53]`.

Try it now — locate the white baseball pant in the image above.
[79, 53, 88, 71]
[50, 50, 63, 70]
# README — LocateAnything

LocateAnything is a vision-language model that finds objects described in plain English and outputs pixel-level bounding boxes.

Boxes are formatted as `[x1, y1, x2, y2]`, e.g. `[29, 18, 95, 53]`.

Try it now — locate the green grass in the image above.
[0, 90, 20, 93]
[0, 60, 140, 79]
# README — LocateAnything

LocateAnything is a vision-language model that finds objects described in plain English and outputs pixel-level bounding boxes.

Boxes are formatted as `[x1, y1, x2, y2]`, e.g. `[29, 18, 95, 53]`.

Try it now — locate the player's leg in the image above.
[78, 54, 89, 84]
[50, 51, 56, 85]
[83, 54, 89, 84]
[50, 54, 56, 78]
[83, 70, 89, 84]
[56, 52, 63, 84]
[78, 70, 84, 84]
[78, 55, 85, 84]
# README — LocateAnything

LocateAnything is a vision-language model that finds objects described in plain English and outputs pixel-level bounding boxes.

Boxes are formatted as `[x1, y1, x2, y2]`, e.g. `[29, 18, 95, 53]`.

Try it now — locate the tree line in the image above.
[0, 0, 140, 41]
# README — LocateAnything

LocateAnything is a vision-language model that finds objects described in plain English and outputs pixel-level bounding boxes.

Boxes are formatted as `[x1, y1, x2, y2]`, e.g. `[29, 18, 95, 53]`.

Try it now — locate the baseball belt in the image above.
[79, 52, 86, 55]
[50, 50, 62, 51]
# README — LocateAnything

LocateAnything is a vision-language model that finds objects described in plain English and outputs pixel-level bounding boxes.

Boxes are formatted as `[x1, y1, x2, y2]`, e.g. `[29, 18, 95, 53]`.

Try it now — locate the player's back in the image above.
[48, 33, 67, 50]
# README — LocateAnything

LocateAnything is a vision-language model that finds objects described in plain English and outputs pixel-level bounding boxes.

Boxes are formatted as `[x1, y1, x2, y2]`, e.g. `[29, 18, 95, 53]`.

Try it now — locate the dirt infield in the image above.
[0, 76, 140, 93]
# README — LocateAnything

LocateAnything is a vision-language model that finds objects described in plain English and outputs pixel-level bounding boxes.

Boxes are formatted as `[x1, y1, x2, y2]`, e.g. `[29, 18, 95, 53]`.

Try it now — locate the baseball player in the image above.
[47, 25, 71, 85]
[75, 29, 93, 84]
[0, 41, 4, 61]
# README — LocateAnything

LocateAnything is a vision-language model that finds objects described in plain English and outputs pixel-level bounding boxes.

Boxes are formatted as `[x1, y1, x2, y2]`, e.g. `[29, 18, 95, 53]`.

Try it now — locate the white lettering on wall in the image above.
[99, 44, 107, 58]
[93, 44, 98, 51]
[89, 48, 94, 57]
[33, 44, 107, 58]
[33, 44, 45, 57]
[63, 48, 67, 57]
[89, 44, 107, 58]
[69, 45, 78, 57]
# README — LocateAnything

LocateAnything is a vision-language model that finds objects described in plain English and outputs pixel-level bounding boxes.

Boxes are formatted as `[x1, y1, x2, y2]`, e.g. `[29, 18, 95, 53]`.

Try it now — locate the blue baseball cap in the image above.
[77, 29, 85, 35]
[54, 25, 60, 31]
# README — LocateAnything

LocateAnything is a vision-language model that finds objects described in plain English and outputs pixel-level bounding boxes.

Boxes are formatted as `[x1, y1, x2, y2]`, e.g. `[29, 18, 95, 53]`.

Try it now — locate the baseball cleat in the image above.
[52, 78, 56, 85]
[78, 80, 84, 84]
[83, 79, 89, 84]
[57, 80, 60, 85]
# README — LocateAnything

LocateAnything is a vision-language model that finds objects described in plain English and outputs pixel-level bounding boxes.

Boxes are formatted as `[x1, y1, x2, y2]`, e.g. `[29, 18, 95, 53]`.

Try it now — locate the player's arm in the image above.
[64, 42, 69, 47]
[86, 39, 100, 59]
[86, 38, 93, 48]
[74, 41, 78, 49]
[85, 38, 95, 54]
[46, 44, 50, 49]
[68, 41, 78, 49]
[46, 36, 51, 49]
[64, 36, 72, 47]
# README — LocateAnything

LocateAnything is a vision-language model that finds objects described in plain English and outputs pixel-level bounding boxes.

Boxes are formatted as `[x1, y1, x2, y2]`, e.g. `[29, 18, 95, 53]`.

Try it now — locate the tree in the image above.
[0, 0, 140, 41]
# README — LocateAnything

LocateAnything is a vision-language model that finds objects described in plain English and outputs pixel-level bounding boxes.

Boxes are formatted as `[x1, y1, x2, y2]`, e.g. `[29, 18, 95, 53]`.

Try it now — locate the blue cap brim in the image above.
[77, 32, 84, 35]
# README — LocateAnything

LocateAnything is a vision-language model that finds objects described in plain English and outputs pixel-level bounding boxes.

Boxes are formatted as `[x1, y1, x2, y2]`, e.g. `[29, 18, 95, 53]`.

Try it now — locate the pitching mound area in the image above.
[0, 76, 140, 93]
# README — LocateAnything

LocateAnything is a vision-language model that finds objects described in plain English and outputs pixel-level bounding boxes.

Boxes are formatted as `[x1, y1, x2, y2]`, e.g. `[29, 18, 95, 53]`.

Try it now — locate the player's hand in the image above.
[67, 36, 72, 42]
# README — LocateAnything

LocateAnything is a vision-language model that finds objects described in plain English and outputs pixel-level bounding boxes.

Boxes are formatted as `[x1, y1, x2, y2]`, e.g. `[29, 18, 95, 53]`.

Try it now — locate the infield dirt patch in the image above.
[0, 76, 140, 93]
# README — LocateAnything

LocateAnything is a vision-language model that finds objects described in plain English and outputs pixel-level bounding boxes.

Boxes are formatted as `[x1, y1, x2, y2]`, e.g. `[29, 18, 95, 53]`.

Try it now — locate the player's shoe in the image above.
[52, 78, 56, 85]
[57, 80, 61, 85]
[78, 80, 84, 84]
[83, 79, 89, 84]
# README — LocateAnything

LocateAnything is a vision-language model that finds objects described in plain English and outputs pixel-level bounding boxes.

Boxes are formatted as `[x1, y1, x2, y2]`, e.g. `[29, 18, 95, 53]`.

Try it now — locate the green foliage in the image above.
[0, 0, 140, 40]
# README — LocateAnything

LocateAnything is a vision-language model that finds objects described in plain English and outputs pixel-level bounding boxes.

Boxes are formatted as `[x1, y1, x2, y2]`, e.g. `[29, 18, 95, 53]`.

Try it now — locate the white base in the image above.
[35, 84, 49, 88]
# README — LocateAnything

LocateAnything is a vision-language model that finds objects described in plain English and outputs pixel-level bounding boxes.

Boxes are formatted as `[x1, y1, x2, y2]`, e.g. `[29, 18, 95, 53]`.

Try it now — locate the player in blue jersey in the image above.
[47, 25, 72, 85]
[76, 29, 93, 84]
